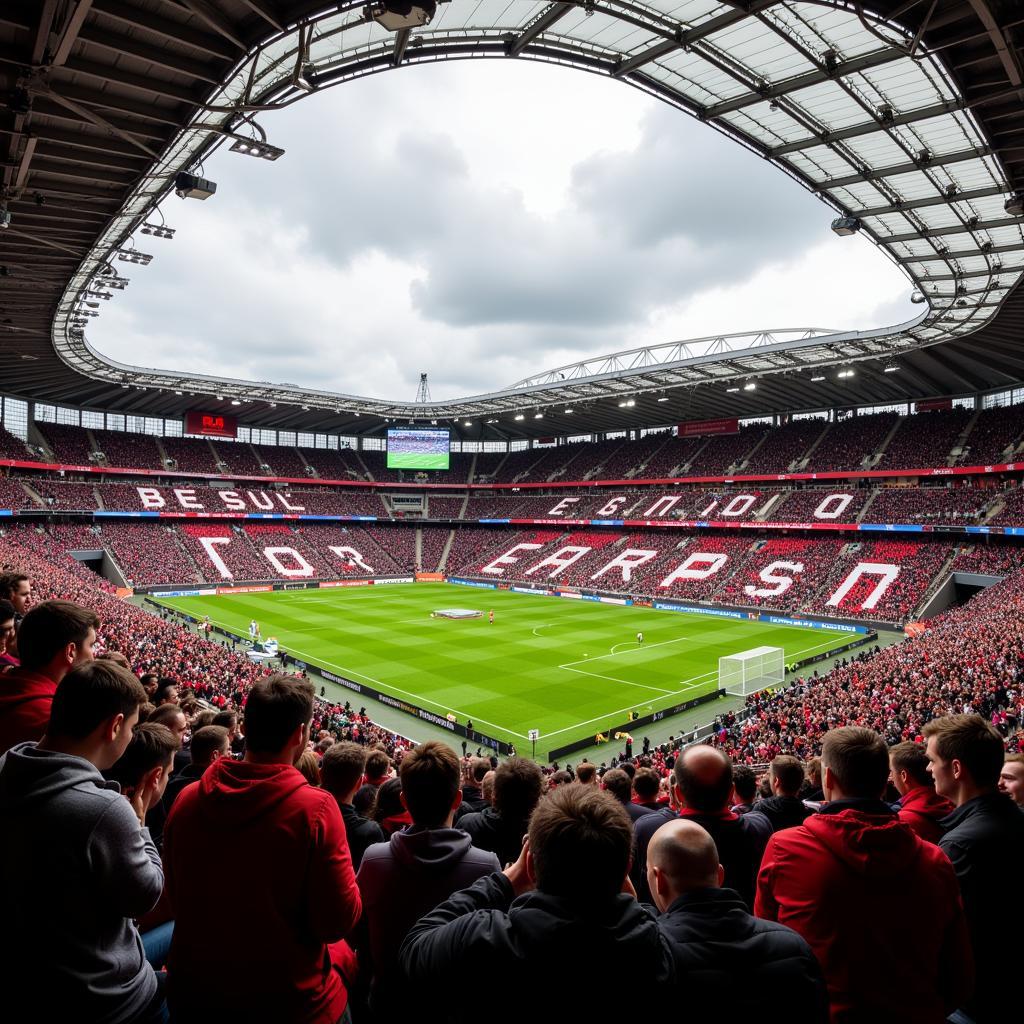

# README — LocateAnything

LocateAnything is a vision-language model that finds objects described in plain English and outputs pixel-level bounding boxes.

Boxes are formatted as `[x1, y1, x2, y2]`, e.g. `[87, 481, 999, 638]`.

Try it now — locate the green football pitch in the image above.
[156, 583, 854, 757]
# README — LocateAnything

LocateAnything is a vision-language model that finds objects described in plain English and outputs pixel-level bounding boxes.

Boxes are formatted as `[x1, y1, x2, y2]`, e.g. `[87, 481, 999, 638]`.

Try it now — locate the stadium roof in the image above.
[1, 0, 1022, 441]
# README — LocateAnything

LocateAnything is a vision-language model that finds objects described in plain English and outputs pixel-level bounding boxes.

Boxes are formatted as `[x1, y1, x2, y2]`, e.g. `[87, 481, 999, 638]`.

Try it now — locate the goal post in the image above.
[719, 645, 785, 696]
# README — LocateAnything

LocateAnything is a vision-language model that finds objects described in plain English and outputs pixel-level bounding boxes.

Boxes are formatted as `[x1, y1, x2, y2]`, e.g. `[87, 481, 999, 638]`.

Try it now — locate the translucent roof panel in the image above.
[50, 0, 1024, 414]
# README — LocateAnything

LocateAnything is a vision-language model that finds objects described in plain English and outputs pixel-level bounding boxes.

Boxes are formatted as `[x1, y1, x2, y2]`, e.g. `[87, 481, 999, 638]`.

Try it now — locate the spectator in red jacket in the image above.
[756, 726, 973, 1023]
[888, 740, 953, 843]
[0, 600, 98, 754]
[163, 674, 361, 1023]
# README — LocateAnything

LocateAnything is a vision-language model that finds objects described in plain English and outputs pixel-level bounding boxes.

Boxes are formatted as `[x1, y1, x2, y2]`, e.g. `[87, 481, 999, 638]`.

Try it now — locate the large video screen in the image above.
[386, 428, 450, 470]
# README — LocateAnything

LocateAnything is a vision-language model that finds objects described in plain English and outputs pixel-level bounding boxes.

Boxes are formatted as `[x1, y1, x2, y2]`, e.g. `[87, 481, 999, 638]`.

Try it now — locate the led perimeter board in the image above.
[386, 428, 451, 470]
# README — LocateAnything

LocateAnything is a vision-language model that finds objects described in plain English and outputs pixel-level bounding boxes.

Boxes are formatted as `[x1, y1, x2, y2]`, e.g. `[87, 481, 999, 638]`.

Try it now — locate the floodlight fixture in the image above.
[231, 400, 242, 406]
[831, 216, 861, 236]
[657, 396, 670, 402]
[743, 382, 756, 391]
[229, 138, 285, 161]
[370, 0, 437, 31]
[726, 387, 740, 393]
[141, 223, 175, 239]
[811, 375, 826, 382]
[174, 171, 217, 200]
[837, 369, 855, 378]
[514, 413, 525, 421]
[563, 408, 574, 414]
[84, 290, 112, 301]
[883, 365, 899, 373]
[910, 290, 927, 304]
[1005, 193, 1024, 217]
[534, 412, 543, 419]
[117, 249, 153, 265]
[464, 420, 472, 427]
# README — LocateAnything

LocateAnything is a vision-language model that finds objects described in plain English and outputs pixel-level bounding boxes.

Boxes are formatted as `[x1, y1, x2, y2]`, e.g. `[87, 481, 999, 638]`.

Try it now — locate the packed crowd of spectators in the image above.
[0, 424, 31, 459]
[159, 437, 221, 475]
[691, 424, 771, 475]
[292, 445, 368, 480]
[879, 408, 972, 468]
[804, 412, 898, 472]
[426, 496, 465, 519]
[35, 422, 98, 465]
[743, 419, 829, 474]
[865, 486, 992, 523]
[99, 523, 202, 586]
[33, 479, 101, 510]
[958, 403, 1024, 464]
[91, 429, 163, 469]
[252, 444, 312, 478]
[209, 440, 269, 476]
[418, 527, 451, 572]
[0, 476, 33, 509]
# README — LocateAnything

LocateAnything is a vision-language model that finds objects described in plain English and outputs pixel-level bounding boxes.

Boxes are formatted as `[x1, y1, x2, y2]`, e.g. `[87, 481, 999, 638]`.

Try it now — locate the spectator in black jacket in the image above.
[924, 714, 1024, 1024]
[602, 766, 656, 822]
[321, 741, 385, 871]
[632, 745, 771, 908]
[356, 741, 499, 1019]
[649, 818, 827, 1022]
[162, 725, 229, 814]
[458, 756, 543, 865]
[756, 755, 813, 833]
[731, 764, 758, 814]
[400, 785, 673, 1023]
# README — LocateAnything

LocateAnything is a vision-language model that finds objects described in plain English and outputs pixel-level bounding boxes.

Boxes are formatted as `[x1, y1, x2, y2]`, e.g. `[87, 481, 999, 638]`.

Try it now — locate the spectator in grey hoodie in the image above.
[0, 659, 165, 1023]
[356, 740, 500, 1019]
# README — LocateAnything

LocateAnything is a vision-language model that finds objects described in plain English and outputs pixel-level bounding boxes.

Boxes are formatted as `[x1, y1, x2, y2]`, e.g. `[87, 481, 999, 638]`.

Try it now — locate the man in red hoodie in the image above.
[755, 726, 973, 1023]
[163, 674, 361, 1023]
[889, 740, 953, 843]
[0, 600, 98, 754]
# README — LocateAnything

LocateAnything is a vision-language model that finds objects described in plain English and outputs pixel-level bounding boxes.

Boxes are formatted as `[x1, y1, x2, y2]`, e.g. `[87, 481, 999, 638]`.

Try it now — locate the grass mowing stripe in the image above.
[156, 583, 856, 752]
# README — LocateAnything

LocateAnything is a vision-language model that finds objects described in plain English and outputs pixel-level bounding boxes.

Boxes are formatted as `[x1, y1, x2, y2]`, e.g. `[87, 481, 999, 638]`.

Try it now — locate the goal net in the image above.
[719, 646, 785, 696]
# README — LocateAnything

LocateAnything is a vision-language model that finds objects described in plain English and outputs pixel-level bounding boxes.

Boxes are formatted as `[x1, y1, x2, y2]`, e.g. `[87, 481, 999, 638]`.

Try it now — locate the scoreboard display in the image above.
[386, 428, 450, 470]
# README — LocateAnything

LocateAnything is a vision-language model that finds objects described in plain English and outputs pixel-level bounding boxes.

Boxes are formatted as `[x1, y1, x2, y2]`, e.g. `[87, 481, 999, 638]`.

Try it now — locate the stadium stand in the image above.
[35, 422, 96, 465]
[252, 444, 310, 478]
[210, 440, 269, 476]
[804, 412, 898, 472]
[0, 477, 36, 509]
[743, 419, 828, 474]
[299, 445, 368, 480]
[986, 486, 1024, 527]
[0, 426, 31, 460]
[32, 480, 100, 510]
[91, 429, 163, 469]
[426, 496, 465, 519]
[958, 404, 1024, 464]
[419, 527, 450, 571]
[161, 436, 220, 474]
[690, 425, 770, 475]
[99, 522, 201, 586]
[177, 523, 271, 581]
[879, 408, 972, 469]
[865, 487, 992, 523]
[769, 488, 872, 523]
[950, 543, 1024, 576]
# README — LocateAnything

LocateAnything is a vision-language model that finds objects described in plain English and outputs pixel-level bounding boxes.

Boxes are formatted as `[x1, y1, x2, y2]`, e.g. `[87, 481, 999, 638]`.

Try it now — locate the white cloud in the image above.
[91, 60, 914, 401]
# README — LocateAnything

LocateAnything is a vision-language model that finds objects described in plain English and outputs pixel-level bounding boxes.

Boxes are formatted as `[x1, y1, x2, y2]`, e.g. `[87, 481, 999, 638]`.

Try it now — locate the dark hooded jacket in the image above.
[754, 794, 814, 833]
[755, 800, 973, 1023]
[355, 826, 500, 1015]
[400, 872, 675, 1023]
[457, 805, 531, 866]
[163, 756, 361, 1024]
[0, 742, 161, 1023]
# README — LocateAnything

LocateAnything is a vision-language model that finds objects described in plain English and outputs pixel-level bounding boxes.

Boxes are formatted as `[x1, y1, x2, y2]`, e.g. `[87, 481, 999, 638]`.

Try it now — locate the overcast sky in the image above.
[92, 60, 914, 402]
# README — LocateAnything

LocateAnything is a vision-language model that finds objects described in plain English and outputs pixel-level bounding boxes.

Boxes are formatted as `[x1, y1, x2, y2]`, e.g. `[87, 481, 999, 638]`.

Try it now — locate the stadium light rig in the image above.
[811, 375, 826, 382]
[831, 216, 861, 236]
[1006, 193, 1024, 217]
[743, 382, 756, 391]
[370, 0, 437, 31]
[117, 249, 153, 266]
[837, 369, 856, 378]
[174, 172, 217, 200]
[884, 365, 899, 373]
[514, 413, 525, 421]
[140, 222, 175, 239]
[229, 138, 285, 161]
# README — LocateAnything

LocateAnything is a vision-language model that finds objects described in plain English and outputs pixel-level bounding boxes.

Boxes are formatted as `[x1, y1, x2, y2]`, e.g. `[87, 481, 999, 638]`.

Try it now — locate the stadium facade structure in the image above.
[1, 1, 1023, 445]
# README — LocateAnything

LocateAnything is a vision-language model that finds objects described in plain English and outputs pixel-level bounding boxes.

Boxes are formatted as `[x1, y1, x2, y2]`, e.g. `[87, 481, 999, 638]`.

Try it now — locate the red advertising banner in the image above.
[915, 398, 952, 412]
[185, 411, 238, 438]
[679, 418, 739, 437]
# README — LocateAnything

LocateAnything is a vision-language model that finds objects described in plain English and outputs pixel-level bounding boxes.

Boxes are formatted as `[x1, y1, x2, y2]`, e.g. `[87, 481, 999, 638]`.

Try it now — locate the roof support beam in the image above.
[91, 0, 240, 60]
[885, 216, 1024, 244]
[174, 0, 249, 51]
[704, 47, 905, 119]
[76, 24, 224, 83]
[40, 86, 161, 159]
[770, 100, 964, 157]
[820, 146, 992, 189]
[507, 4, 573, 57]
[851, 184, 1006, 218]
[54, 55, 203, 104]
[237, 0, 286, 34]
[52, 0, 93, 67]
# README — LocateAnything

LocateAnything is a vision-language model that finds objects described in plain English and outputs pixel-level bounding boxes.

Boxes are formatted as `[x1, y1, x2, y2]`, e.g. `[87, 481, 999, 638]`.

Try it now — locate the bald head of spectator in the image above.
[675, 745, 733, 813]
[646, 819, 724, 913]
[481, 769, 496, 804]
